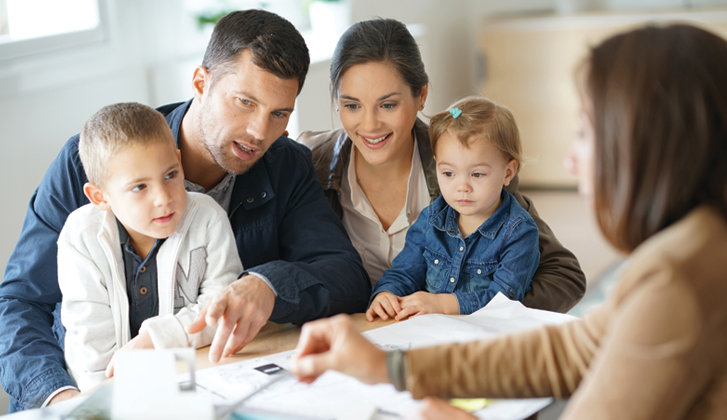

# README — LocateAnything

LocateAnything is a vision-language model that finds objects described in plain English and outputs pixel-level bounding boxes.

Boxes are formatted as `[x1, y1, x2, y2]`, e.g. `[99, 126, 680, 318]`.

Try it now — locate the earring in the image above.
[420, 104, 425, 110]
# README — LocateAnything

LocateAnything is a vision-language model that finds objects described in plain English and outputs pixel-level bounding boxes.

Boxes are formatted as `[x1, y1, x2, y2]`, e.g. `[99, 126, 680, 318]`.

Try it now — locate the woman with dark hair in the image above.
[298, 18, 586, 314]
[291, 24, 727, 419]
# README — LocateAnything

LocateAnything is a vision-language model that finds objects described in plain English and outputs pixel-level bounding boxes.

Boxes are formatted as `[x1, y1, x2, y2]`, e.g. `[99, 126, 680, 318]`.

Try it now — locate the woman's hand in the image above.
[396, 292, 459, 320]
[105, 329, 155, 378]
[290, 314, 389, 385]
[366, 291, 402, 321]
[407, 397, 479, 420]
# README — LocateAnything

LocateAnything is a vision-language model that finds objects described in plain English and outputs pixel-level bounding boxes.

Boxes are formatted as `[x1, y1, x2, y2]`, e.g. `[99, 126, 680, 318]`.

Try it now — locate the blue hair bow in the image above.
[449, 107, 462, 119]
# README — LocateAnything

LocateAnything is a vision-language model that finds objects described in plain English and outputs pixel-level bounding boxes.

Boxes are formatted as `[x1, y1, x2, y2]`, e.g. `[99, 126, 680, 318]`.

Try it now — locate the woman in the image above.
[298, 18, 585, 313]
[291, 24, 727, 419]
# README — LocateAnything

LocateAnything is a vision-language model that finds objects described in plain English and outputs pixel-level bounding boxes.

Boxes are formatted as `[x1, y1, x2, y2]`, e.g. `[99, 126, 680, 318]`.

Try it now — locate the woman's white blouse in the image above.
[340, 138, 431, 286]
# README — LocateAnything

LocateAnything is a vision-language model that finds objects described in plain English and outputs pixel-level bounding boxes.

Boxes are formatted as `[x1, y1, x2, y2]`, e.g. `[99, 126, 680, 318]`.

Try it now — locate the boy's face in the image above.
[435, 130, 517, 226]
[90, 140, 186, 252]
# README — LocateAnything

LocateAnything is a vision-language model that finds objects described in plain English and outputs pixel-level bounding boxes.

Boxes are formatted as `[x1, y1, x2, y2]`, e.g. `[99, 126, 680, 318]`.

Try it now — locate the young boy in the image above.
[58, 103, 243, 391]
[367, 96, 540, 321]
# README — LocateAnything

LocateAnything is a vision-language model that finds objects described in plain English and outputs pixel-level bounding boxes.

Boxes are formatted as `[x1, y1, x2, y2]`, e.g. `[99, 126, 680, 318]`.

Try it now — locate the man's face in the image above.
[195, 50, 299, 175]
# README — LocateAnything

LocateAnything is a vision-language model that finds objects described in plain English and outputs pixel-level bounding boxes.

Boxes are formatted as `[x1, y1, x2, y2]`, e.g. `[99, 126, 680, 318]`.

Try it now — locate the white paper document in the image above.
[183, 293, 578, 420]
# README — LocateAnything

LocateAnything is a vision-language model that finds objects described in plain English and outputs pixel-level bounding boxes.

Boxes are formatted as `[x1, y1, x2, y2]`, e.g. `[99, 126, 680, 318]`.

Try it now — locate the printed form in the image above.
[180, 293, 578, 420]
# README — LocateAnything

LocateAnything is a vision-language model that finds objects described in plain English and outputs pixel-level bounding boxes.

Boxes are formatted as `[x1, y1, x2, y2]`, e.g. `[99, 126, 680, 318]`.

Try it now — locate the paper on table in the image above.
[180, 352, 294, 406]
[360, 293, 577, 420]
[187, 293, 578, 420]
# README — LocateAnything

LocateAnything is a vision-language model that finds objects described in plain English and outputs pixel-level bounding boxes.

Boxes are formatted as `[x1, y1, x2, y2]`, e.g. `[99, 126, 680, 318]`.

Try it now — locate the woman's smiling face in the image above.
[336, 61, 427, 167]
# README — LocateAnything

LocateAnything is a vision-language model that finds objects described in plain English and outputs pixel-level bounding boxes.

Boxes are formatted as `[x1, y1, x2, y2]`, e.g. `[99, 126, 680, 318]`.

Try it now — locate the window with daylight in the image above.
[0, 0, 103, 60]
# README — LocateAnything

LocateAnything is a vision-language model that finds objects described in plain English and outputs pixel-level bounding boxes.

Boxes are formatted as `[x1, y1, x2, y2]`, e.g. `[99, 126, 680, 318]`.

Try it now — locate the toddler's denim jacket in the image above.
[371, 190, 540, 314]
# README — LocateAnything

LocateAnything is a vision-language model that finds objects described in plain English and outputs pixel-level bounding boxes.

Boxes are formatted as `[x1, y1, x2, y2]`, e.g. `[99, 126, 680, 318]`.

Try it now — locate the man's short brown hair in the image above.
[201, 9, 310, 94]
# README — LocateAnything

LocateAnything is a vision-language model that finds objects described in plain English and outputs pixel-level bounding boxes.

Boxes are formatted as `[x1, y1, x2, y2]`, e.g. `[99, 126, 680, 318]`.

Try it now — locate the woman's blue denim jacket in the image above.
[371, 190, 540, 314]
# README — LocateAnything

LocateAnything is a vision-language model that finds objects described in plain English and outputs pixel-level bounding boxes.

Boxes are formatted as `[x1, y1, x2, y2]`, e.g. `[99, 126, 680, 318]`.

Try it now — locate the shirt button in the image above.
[448, 230, 455, 235]
[459, 246, 464, 252]
[140, 286, 148, 295]
[477, 268, 482, 275]
[139, 266, 146, 274]
[434, 259, 440, 265]
[449, 277, 455, 283]
[247, 197, 254, 203]
[261, 192, 267, 198]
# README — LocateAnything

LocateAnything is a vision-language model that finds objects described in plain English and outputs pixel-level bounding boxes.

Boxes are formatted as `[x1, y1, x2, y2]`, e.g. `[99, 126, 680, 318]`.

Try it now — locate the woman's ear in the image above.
[418, 84, 429, 110]
[503, 159, 519, 186]
[83, 182, 111, 210]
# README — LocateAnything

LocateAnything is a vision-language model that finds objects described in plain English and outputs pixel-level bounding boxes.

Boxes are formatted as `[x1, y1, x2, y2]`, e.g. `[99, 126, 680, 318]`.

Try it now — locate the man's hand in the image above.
[187, 274, 275, 363]
[366, 291, 402, 321]
[105, 329, 155, 378]
[47, 388, 81, 406]
[290, 314, 388, 385]
[407, 397, 478, 420]
[396, 292, 459, 321]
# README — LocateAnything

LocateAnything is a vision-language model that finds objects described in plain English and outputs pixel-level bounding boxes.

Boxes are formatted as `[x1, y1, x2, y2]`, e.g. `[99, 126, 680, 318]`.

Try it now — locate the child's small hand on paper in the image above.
[366, 292, 402, 321]
[105, 329, 155, 378]
[396, 292, 459, 320]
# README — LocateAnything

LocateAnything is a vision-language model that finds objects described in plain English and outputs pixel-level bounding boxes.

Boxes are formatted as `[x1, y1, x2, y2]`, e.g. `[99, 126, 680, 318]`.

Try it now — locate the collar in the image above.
[345, 133, 425, 229]
[160, 99, 192, 146]
[429, 190, 512, 238]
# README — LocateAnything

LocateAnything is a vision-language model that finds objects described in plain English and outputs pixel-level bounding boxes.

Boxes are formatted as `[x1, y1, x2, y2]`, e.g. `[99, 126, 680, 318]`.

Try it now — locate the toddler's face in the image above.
[435, 131, 516, 226]
[100, 141, 186, 250]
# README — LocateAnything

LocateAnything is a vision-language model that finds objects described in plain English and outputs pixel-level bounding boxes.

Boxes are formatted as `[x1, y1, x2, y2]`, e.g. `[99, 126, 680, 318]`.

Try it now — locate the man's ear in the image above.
[503, 159, 519, 187]
[83, 182, 110, 210]
[191, 66, 210, 101]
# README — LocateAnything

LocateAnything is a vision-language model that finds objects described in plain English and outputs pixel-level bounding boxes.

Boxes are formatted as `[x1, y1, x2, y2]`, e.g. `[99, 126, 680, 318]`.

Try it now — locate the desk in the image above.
[193, 314, 396, 371]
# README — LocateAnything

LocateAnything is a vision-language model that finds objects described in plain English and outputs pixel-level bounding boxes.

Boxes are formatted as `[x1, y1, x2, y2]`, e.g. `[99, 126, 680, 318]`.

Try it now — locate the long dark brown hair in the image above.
[585, 24, 727, 252]
[330, 18, 428, 99]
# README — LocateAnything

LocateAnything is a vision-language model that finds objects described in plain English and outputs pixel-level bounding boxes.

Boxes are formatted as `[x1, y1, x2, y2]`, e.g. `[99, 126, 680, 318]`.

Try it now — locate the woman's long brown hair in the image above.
[585, 24, 727, 253]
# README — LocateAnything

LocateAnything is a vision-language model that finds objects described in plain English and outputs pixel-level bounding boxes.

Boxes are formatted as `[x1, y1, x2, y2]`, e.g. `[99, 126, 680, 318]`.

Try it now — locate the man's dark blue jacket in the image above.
[0, 100, 371, 411]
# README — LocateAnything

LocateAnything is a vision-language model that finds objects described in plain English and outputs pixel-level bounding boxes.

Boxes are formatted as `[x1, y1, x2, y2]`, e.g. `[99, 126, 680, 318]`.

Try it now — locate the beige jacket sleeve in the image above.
[405, 305, 608, 400]
[404, 269, 708, 420]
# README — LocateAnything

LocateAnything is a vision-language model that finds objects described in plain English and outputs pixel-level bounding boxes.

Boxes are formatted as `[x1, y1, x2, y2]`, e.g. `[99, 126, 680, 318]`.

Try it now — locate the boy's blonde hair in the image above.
[79, 102, 174, 186]
[429, 96, 522, 170]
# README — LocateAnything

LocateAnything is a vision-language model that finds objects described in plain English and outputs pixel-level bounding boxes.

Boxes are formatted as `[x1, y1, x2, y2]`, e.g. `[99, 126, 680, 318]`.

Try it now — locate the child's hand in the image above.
[105, 329, 155, 378]
[366, 292, 402, 321]
[396, 292, 459, 320]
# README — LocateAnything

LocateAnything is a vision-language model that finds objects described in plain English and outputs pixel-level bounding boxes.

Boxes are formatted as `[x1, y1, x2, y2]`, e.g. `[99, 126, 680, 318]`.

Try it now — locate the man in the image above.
[0, 10, 371, 411]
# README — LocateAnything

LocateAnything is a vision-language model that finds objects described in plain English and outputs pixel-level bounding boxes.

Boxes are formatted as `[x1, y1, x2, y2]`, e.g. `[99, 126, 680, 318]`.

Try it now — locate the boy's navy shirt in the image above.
[0, 99, 370, 411]
[372, 190, 540, 314]
[117, 219, 164, 338]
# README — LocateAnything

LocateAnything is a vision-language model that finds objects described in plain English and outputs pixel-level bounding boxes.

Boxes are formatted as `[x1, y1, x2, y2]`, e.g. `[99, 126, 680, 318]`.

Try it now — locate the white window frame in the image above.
[0, 0, 106, 62]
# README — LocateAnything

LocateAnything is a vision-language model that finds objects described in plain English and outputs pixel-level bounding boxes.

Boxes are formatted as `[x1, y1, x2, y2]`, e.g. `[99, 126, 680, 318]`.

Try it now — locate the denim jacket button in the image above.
[434, 259, 440, 265]
[508, 292, 515, 299]
[261, 192, 267, 199]
[459, 246, 464, 252]
[449, 277, 455, 283]
[448, 230, 455, 235]
[477, 268, 482, 275]
[247, 197, 254, 203]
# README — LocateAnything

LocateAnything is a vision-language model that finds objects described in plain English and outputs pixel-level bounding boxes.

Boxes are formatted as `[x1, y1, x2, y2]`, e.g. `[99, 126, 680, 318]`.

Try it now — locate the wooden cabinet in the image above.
[478, 10, 727, 188]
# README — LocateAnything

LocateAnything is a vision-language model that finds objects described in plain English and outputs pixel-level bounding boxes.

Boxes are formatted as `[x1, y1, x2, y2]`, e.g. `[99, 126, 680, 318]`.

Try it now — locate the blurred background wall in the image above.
[1, 0, 726, 414]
